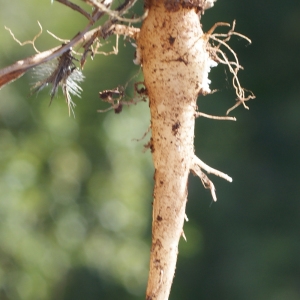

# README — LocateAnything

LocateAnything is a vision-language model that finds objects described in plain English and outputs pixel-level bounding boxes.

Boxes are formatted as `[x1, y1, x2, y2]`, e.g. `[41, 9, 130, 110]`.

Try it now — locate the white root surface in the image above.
[138, 2, 219, 299]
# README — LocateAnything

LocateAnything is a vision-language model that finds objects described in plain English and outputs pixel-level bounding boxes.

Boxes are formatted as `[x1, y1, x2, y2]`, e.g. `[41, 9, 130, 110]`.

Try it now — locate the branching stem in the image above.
[0, 0, 140, 90]
[56, 0, 93, 21]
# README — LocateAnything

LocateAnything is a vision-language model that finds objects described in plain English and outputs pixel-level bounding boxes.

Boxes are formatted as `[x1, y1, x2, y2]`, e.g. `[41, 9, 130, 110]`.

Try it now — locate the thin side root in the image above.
[195, 112, 236, 121]
[206, 22, 230, 36]
[193, 156, 232, 182]
[191, 155, 232, 201]
[181, 230, 187, 242]
[113, 24, 140, 40]
[206, 20, 256, 114]
[94, 34, 119, 56]
[132, 124, 151, 142]
[47, 30, 70, 44]
[5, 21, 43, 53]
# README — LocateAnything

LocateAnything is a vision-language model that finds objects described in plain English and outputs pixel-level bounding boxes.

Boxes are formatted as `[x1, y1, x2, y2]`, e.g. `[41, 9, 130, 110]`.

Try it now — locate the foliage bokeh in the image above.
[0, 0, 300, 299]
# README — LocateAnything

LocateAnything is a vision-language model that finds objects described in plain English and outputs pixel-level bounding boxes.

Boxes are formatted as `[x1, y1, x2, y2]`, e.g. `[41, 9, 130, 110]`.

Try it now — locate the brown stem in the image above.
[57, 0, 93, 21]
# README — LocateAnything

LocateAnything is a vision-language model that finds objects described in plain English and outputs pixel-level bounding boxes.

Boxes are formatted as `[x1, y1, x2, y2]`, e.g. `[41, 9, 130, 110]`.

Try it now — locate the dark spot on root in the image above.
[157, 215, 163, 221]
[168, 35, 176, 45]
[150, 140, 155, 153]
[154, 239, 162, 249]
[172, 121, 181, 135]
[175, 56, 188, 65]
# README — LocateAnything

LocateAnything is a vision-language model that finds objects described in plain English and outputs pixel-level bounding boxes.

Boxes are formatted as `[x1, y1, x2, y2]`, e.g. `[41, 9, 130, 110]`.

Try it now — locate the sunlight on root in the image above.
[195, 111, 236, 121]
[181, 230, 187, 242]
[193, 156, 232, 182]
[191, 155, 232, 201]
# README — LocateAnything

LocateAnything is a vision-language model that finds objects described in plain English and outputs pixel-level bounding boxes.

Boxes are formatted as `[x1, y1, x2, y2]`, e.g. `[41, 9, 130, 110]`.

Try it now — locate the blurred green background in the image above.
[0, 0, 299, 299]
